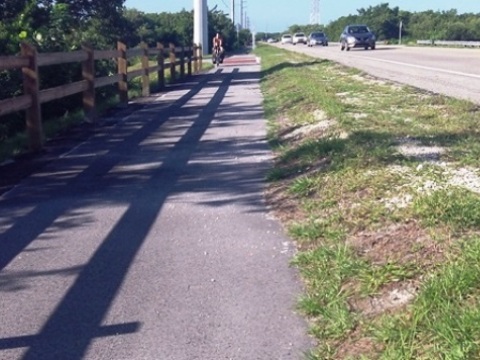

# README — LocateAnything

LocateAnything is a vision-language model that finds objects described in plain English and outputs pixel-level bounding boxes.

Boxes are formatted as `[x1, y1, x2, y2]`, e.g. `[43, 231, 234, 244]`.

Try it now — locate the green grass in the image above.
[293, 244, 362, 339]
[414, 188, 480, 231]
[373, 237, 480, 360]
[255, 43, 480, 359]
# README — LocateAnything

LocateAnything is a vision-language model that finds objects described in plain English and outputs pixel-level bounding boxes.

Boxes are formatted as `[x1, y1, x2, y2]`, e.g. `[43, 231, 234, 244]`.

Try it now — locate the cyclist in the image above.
[212, 33, 224, 64]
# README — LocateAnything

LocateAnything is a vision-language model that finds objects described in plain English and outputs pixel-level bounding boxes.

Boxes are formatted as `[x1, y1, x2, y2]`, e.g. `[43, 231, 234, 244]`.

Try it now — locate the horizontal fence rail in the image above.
[417, 40, 480, 47]
[0, 41, 203, 152]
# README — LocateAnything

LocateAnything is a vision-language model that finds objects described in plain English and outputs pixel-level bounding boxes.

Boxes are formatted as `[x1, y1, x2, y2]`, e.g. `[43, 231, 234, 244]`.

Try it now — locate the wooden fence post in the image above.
[187, 46, 192, 77]
[82, 44, 96, 123]
[141, 41, 150, 97]
[193, 45, 199, 74]
[199, 45, 203, 71]
[169, 43, 176, 83]
[180, 46, 185, 79]
[117, 41, 128, 106]
[157, 43, 165, 90]
[21, 43, 43, 152]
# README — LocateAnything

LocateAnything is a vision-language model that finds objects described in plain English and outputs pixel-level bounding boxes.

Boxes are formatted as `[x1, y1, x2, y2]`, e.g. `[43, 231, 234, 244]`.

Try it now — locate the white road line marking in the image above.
[353, 55, 480, 79]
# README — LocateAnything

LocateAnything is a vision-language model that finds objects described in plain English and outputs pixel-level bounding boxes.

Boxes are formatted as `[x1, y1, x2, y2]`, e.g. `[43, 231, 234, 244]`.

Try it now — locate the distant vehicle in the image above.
[340, 24, 376, 51]
[308, 31, 329, 47]
[292, 32, 307, 45]
[281, 34, 293, 44]
[267, 38, 276, 43]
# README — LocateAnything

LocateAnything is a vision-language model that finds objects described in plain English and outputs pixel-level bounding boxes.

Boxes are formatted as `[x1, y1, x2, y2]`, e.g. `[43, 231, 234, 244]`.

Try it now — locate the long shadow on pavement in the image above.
[0, 67, 263, 359]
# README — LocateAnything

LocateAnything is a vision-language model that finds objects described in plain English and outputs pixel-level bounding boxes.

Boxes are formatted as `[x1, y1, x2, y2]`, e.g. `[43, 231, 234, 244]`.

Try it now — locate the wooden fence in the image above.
[0, 41, 203, 151]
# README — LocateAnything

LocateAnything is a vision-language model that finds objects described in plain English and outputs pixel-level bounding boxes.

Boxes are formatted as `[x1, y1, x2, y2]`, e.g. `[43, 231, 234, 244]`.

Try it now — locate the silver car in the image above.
[308, 32, 329, 47]
[340, 24, 376, 51]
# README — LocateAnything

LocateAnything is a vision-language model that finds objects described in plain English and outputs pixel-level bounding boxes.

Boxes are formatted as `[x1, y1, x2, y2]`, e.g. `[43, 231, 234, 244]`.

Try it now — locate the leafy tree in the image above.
[208, 9, 237, 51]
[237, 28, 252, 47]
[320, 4, 480, 43]
[356, 3, 400, 39]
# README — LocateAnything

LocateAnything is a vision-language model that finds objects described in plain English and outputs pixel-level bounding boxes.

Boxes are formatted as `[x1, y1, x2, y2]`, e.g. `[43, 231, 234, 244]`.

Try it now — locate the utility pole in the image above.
[230, 0, 235, 24]
[399, 20, 403, 45]
[194, 0, 208, 55]
[240, 0, 246, 29]
[252, 26, 256, 50]
[310, 0, 320, 26]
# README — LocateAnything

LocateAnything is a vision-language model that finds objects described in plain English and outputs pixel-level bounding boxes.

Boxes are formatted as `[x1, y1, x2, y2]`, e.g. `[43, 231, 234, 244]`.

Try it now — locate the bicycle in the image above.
[212, 47, 221, 67]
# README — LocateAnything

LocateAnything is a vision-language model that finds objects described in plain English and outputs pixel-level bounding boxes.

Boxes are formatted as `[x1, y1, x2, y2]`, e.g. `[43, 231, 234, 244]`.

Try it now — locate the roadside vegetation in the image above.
[255, 43, 480, 359]
[256, 4, 480, 45]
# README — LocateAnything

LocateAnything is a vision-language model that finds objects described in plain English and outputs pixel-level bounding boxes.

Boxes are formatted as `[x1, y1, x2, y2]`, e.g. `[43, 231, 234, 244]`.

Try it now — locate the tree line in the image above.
[0, 1, 246, 55]
[256, 3, 480, 43]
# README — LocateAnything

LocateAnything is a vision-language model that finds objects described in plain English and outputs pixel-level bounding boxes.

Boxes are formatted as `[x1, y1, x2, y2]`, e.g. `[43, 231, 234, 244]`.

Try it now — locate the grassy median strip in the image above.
[255, 44, 480, 359]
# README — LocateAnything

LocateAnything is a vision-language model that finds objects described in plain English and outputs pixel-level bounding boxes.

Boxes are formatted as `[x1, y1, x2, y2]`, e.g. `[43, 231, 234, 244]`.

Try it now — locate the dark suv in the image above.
[340, 25, 376, 51]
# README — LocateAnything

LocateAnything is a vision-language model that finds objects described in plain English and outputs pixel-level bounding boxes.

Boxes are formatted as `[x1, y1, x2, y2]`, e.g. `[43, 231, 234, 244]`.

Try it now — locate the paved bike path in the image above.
[0, 60, 313, 359]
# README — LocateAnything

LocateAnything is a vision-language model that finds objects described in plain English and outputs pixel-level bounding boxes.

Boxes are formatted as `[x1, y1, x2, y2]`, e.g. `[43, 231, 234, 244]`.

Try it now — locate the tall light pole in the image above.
[194, 0, 208, 55]
[399, 20, 403, 45]
[240, 0, 245, 29]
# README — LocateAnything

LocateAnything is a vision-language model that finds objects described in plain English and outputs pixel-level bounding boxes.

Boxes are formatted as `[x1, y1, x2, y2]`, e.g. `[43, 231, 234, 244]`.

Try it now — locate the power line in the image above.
[219, 0, 229, 10]
[214, 0, 236, 26]
[240, 0, 246, 29]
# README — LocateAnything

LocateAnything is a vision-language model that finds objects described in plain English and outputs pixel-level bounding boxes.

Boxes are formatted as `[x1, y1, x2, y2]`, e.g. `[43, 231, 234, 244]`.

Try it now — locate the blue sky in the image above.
[124, 0, 480, 32]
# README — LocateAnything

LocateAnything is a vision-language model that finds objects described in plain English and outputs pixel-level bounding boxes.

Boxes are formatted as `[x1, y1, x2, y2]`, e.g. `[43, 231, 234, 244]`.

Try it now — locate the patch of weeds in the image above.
[266, 167, 289, 181]
[280, 138, 345, 165]
[450, 135, 480, 167]
[414, 187, 480, 231]
[289, 176, 321, 197]
[267, 162, 307, 181]
[0, 133, 27, 163]
[358, 262, 419, 295]
[312, 167, 413, 231]
[0, 109, 85, 163]
[345, 199, 398, 232]
[373, 237, 480, 359]
[43, 109, 85, 140]
[289, 217, 346, 245]
[293, 244, 364, 340]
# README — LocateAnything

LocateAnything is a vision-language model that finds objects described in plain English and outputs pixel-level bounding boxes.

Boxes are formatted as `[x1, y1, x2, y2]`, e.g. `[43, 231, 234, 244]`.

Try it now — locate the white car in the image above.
[281, 34, 292, 44]
[292, 32, 307, 45]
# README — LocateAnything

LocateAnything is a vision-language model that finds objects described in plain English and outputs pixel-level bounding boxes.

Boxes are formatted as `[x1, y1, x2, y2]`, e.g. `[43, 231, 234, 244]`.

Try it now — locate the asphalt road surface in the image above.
[276, 43, 480, 105]
[0, 58, 313, 359]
